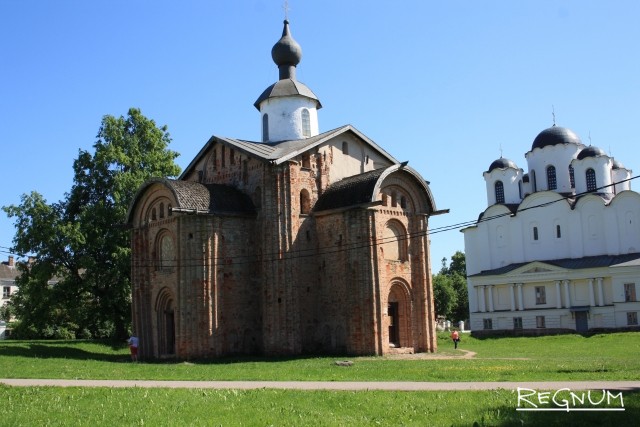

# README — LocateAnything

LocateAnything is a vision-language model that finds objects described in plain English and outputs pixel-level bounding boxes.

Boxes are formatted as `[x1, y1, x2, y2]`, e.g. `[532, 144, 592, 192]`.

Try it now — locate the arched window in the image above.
[391, 192, 398, 207]
[301, 109, 310, 137]
[159, 202, 165, 219]
[301, 153, 311, 169]
[556, 224, 561, 238]
[569, 165, 575, 188]
[382, 220, 408, 261]
[221, 146, 226, 168]
[253, 186, 262, 209]
[495, 181, 505, 204]
[300, 189, 311, 214]
[400, 196, 407, 209]
[546, 165, 557, 190]
[157, 232, 175, 271]
[531, 170, 537, 192]
[342, 141, 349, 155]
[586, 168, 597, 192]
[381, 193, 388, 206]
[262, 114, 269, 142]
[518, 180, 523, 199]
[533, 226, 539, 241]
[151, 208, 157, 221]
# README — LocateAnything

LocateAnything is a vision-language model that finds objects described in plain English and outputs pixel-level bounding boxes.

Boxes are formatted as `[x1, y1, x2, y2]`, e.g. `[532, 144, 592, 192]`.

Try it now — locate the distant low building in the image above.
[463, 125, 640, 335]
[1, 256, 19, 338]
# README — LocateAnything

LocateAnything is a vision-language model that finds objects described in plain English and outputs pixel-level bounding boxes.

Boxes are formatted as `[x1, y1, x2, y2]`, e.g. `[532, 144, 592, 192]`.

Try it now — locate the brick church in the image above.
[127, 20, 446, 359]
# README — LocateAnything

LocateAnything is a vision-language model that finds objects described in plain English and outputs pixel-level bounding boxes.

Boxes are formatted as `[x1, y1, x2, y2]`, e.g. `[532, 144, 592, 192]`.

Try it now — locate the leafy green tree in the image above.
[3, 108, 181, 339]
[432, 251, 469, 323]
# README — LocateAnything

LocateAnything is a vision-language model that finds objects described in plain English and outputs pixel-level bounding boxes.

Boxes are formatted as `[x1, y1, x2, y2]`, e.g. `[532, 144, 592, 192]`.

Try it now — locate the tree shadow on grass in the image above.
[0, 340, 126, 363]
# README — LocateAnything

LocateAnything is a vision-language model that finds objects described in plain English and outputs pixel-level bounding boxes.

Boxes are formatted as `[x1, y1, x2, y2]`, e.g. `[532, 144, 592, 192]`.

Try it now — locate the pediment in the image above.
[509, 261, 567, 275]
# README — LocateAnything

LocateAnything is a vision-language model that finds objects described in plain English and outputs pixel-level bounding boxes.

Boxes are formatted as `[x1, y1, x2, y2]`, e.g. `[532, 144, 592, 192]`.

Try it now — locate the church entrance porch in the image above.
[386, 281, 413, 353]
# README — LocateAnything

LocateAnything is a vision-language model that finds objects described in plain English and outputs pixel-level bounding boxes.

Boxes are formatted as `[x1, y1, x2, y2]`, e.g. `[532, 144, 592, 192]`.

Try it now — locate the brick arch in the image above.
[155, 287, 176, 357]
[387, 279, 413, 349]
[382, 219, 408, 262]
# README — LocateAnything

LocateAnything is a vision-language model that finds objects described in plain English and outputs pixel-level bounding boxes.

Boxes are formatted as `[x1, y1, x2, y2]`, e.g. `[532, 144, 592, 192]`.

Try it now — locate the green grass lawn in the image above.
[0, 332, 639, 426]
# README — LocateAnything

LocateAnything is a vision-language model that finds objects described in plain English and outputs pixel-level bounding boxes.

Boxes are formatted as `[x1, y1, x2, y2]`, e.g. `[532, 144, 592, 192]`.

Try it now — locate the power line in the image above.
[128, 175, 640, 269]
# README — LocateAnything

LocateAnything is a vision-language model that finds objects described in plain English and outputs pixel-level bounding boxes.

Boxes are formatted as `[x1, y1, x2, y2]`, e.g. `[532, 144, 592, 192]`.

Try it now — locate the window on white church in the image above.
[494, 181, 505, 204]
[513, 317, 522, 330]
[518, 181, 523, 199]
[535, 286, 546, 304]
[625, 283, 637, 302]
[483, 318, 493, 330]
[262, 114, 269, 142]
[342, 141, 349, 156]
[301, 109, 310, 137]
[536, 316, 546, 328]
[586, 168, 597, 192]
[533, 226, 539, 241]
[627, 312, 638, 326]
[300, 189, 311, 215]
[546, 165, 557, 190]
[556, 224, 561, 238]
[569, 165, 575, 188]
[531, 170, 537, 192]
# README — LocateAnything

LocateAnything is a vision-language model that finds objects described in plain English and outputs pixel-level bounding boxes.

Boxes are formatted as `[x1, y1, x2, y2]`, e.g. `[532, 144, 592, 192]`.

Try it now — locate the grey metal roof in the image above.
[127, 179, 255, 223]
[254, 79, 321, 110]
[180, 124, 399, 179]
[470, 252, 640, 277]
[314, 168, 386, 212]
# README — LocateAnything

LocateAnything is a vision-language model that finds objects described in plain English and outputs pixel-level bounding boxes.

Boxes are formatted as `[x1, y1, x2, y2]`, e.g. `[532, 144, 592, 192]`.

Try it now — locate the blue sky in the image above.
[1, 1, 639, 270]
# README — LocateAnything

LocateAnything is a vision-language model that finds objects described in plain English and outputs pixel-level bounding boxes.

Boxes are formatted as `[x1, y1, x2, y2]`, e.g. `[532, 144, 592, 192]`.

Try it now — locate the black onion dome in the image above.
[271, 20, 302, 68]
[531, 126, 582, 150]
[487, 157, 518, 172]
[577, 145, 606, 160]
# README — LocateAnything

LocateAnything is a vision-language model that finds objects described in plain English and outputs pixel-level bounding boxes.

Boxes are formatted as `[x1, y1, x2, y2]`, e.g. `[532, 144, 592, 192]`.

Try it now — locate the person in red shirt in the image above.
[451, 330, 460, 349]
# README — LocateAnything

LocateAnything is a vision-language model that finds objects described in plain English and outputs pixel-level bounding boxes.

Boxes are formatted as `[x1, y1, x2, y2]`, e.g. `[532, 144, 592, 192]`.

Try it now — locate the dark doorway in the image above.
[575, 311, 588, 333]
[165, 309, 175, 355]
[388, 302, 399, 347]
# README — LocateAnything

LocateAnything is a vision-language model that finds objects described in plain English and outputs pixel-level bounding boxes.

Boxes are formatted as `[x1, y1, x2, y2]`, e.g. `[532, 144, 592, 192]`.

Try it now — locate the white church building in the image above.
[462, 125, 640, 334]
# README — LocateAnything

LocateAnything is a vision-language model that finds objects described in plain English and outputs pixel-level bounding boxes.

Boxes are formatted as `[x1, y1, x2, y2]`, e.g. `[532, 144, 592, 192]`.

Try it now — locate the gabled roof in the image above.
[180, 124, 398, 179]
[127, 179, 255, 223]
[470, 252, 640, 277]
[314, 163, 438, 214]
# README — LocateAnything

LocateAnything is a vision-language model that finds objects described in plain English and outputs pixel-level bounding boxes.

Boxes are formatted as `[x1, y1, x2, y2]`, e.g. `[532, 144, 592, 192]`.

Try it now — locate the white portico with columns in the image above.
[463, 125, 640, 334]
